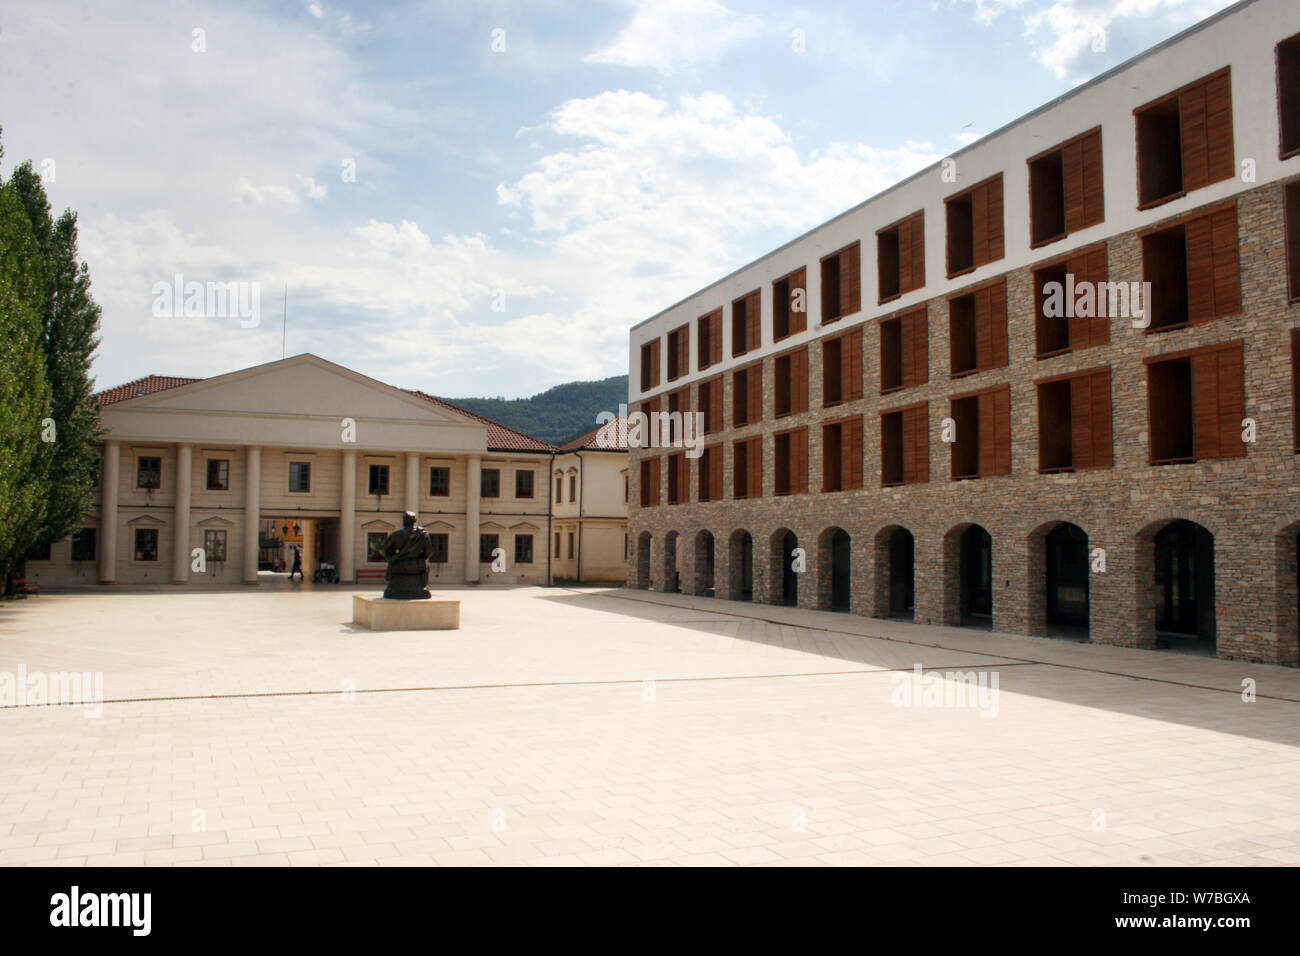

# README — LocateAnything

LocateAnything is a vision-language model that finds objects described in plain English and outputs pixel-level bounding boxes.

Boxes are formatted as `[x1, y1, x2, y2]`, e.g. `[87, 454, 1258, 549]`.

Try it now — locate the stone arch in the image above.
[873, 524, 915, 619]
[661, 530, 680, 593]
[727, 529, 754, 602]
[1026, 520, 1090, 637]
[817, 526, 851, 612]
[1274, 519, 1300, 667]
[769, 527, 799, 607]
[1136, 517, 1215, 652]
[943, 522, 992, 628]
[633, 531, 652, 590]
[693, 529, 715, 597]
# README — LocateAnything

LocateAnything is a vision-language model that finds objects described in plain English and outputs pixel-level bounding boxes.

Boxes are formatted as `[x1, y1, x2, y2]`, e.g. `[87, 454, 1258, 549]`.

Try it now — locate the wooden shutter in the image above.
[747, 437, 762, 498]
[898, 212, 925, 294]
[785, 269, 806, 335]
[746, 291, 761, 351]
[1062, 129, 1105, 233]
[1180, 70, 1234, 192]
[839, 416, 863, 490]
[1293, 329, 1300, 452]
[707, 445, 723, 501]
[971, 175, 1004, 267]
[976, 387, 1011, 476]
[974, 282, 1008, 371]
[840, 242, 861, 317]
[792, 429, 808, 494]
[709, 377, 723, 434]
[1186, 205, 1241, 323]
[1066, 368, 1113, 470]
[899, 404, 929, 484]
[677, 327, 689, 379]
[1190, 342, 1245, 461]
[907, 309, 928, 386]
[792, 347, 808, 414]
[1064, 245, 1110, 350]
[747, 364, 762, 424]
[842, 327, 863, 402]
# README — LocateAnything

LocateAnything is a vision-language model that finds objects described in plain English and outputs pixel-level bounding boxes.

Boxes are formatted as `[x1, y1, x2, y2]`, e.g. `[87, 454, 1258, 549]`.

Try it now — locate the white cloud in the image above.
[585, 0, 763, 73]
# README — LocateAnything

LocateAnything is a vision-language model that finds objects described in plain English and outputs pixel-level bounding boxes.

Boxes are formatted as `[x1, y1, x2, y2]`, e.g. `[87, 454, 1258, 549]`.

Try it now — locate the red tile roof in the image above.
[95, 374, 202, 405]
[92, 372, 554, 453]
[558, 417, 628, 451]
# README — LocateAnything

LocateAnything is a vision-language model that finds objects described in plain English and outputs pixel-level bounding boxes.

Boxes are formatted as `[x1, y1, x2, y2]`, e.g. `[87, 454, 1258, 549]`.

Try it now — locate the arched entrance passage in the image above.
[818, 527, 850, 612]
[694, 530, 715, 597]
[875, 525, 914, 619]
[728, 530, 753, 602]
[661, 530, 679, 594]
[634, 531, 651, 590]
[770, 528, 798, 607]
[1151, 519, 1214, 651]
[1045, 523, 1089, 632]
[958, 524, 992, 627]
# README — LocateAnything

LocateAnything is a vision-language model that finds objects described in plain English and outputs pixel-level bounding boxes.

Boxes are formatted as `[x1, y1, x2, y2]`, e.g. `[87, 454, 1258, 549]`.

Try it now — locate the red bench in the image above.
[11, 578, 38, 598]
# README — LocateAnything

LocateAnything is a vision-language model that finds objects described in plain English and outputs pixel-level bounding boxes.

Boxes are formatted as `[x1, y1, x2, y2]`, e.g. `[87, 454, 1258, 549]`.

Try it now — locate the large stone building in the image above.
[626, 0, 1300, 665]
[25, 353, 577, 589]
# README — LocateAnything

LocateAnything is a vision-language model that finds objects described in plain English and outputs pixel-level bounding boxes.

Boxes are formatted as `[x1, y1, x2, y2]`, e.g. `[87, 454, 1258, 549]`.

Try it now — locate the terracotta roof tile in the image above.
[558, 417, 628, 451]
[94, 375, 202, 405]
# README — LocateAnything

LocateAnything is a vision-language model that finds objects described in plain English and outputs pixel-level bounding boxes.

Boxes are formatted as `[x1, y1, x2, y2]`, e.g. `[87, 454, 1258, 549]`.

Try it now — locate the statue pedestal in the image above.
[353, 595, 460, 631]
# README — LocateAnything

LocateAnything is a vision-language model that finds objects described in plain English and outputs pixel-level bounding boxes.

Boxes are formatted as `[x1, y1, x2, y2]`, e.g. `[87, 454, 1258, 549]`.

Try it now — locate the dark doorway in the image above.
[662, 531, 679, 594]
[1045, 523, 1089, 631]
[635, 532, 651, 589]
[732, 530, 753, 601]
[830, 529, 850, 612]
[1153, 520, 1215, 650]
[960, 525, 992, 626]
[888, 528, 915, 618]
[775, 530, 798, 607]
[694, 531, 715, 597]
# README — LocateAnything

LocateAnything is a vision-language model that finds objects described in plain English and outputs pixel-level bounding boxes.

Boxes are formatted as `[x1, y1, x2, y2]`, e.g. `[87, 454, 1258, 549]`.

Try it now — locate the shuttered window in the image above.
[666, 386, 688, 446]
[774, 345, 809, 418]
[1293, 329, 1300, 452]
[822, 327, 863, 406]
[1141, 202, 1241, 332]
[1033, 243, 1110, 357]
[666, 324, 689, 381]
[1029, 128, 1104, 247]
[820, 242, 861, 323]
[772, 267, 807, 341]
[949, 279, 1008, 376]
[666, 452, 689, 505]
[699, 375, 724, 435]
[1036, 368, 1113, 473]
[732, 436, 763, 499]
[773, 427, 809, 496]
[697, 309, 723, 370]
[698, 444, 724, 502]
[880, 308, 928, 393]
[1282, 35, 1300, 158]
[1135, 67, 1234, 208]
[945, 174, 1004, 277]
[950, 385, 1011, 480]
[639, 339, 660, 391]
[821, 416, 864, 492]
[877, 210, 925, 303]
[880, 402, 929, 486]
[639, 457, 660, 507]
[732, 361, 763, 428]
[1145, 340, 1245, 465]
[731, 289, 761, 357]
[1287, 182, 1300, 302]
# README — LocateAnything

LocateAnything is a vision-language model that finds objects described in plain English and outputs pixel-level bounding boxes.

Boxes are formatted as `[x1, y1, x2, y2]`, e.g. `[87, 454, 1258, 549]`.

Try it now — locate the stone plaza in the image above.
[2, 585, 1299, 866]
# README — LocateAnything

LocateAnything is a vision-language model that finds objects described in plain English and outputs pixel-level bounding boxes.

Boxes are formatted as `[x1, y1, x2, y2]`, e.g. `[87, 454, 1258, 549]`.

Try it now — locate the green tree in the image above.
[0, 131, 54, 589]
[6, 150, 102, 551]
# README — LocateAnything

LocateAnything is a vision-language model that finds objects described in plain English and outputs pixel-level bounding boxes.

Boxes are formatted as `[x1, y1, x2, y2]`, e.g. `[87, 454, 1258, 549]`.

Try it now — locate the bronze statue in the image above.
[380, 511, 435, 599]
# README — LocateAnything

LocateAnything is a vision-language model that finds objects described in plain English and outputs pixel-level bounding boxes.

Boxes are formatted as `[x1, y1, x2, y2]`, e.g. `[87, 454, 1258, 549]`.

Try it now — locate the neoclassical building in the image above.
[550, 420, 629, 582]
[26, 354, 567, 588]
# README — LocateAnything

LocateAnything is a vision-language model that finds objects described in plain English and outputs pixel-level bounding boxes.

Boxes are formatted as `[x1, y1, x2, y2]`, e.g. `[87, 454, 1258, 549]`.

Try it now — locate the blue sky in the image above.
[0, 0, 1237, 398]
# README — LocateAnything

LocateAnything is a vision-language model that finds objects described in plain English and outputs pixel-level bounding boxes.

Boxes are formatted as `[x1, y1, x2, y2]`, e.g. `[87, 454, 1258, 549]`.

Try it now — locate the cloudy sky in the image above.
[0, 0, 1237, 398]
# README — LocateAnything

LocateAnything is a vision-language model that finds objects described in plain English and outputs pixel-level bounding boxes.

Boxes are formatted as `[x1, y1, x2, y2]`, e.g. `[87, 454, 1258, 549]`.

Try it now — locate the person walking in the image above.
[289, 547, 303, 582]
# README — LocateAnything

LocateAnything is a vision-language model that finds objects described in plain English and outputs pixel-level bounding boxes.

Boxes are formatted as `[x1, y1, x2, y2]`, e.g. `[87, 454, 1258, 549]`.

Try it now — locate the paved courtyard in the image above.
[2, 584, 1299, 867]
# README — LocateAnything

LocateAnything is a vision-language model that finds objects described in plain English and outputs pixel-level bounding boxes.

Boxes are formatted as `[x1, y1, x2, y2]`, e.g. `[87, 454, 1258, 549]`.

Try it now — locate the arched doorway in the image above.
[1152, 519, 1214, 651]
[634, 531, 651, 590]
[818, 527, 850, 612]
[661, 531, 679, 594]
[770, 529, 798, 607]
[959, 525, 992, 627]
[728, 530, 753, 602]
[1045, 523, 1089, 632]
[884, 526, 915, 618]
[694, 530, 715, 597]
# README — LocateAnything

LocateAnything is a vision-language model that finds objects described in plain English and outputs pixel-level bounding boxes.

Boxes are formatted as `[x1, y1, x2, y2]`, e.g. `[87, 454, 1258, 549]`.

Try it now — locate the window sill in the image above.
[1138, 190, 1186, 211]
[878, 293, 901, 306]
[822, 399, 843, 409]
[1149, 456, 1195, 466]
[1036, 347, 1071, 360]
[1029, 232, 1069, 250]
[946, 265, 975, 281]
[1145, 320, 1191, 334]
[950, 368, 978, 379]
[1038, 466, 1074, 475]
[881, 480, 904, 488]
[950, 473, 981, 482]
[1283, 145, 1300, 160]
[880, 384, 904, 395]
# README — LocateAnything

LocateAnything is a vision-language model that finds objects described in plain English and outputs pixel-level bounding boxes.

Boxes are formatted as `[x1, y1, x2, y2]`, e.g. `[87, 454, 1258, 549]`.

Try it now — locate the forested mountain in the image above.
[448, 374, 628, 446]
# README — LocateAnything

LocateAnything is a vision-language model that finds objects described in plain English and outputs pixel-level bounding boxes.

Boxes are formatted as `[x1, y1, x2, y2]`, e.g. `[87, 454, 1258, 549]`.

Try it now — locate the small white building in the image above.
[550, 420, 629, 583]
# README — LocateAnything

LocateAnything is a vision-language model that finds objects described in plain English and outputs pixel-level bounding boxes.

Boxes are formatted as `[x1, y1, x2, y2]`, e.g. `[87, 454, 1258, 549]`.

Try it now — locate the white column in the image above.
[99, 441, 120, 583]
[340, 450, 357, 583]
[464, 454, 481, 583]
[243, 446, 261, 584]
[405, 453, 420, 516]
[172, 443, 192, 583]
